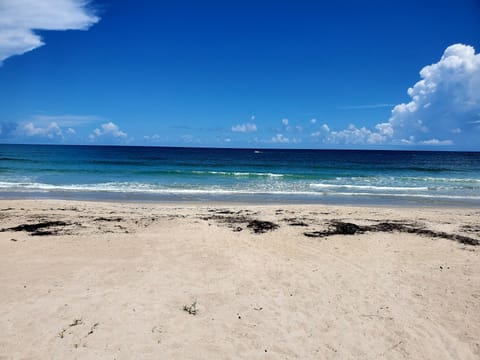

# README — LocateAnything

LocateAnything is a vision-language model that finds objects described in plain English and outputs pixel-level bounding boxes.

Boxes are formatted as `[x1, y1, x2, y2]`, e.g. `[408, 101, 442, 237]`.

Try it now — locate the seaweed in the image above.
[0, 221, 69, 236]
[304, 220, 479, 246]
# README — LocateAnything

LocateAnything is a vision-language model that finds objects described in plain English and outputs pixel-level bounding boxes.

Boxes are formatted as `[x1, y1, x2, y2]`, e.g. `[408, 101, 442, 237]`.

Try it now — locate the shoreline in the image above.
[1, 192, 480, 208]
[1, 199, 479, 358]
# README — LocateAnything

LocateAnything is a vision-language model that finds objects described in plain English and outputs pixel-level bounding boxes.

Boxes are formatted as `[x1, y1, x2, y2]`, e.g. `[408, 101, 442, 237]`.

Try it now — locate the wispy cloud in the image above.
[338, 103, 395, 110]
[144, 134, 160, 141]
[419, 139, 453, 146]
[29, 114, 102, 127]
[0, 0, 99, 63]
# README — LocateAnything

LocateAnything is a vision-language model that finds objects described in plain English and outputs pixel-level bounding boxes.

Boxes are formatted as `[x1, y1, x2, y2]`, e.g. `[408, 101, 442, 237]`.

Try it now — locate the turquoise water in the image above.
[0, 144, 479, 205]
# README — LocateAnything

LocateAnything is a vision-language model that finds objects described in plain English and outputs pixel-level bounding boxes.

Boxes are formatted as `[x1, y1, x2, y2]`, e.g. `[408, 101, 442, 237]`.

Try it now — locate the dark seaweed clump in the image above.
[0, 221, 69, 236]
[247, 220, 279, 234]
[304, 221, 479, 246]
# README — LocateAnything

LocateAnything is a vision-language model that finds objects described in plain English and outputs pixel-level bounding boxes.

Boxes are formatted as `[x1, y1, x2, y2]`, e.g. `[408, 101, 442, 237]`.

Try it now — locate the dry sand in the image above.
[0, 199, 479, 359]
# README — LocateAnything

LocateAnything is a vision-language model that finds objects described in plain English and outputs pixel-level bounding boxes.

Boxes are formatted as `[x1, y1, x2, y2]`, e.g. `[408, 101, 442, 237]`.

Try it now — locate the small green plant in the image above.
[183, 301, 198, 315]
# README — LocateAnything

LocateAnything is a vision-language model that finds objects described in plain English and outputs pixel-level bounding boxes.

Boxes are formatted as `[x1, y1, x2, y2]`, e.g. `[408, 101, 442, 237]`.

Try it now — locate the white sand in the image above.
[0, 200, 479, 359]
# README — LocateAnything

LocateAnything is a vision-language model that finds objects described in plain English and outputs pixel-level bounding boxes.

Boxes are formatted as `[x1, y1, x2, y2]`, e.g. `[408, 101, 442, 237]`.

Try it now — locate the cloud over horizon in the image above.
[89, 122, 127, 141]
[312, 43, 480, 147]
[379, 43, 480, 146]
[0, 0, 99, 63]
[231, 123, 257, 133]
[16, 121, 76, 142]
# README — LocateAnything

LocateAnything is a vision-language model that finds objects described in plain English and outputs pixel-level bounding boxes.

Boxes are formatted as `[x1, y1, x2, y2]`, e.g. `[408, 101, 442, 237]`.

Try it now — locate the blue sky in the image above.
[0, 0, 479, 149]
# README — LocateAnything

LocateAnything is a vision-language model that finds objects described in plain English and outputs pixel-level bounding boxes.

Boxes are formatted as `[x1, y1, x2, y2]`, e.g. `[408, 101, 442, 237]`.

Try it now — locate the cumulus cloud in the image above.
[231, 123, 257, 132]
[311, 124, 330, 138]
[89, 122, 127, 140]
[310, 118, 317, 124]
[309, 44, 479, 148]
[22, 121, 63, 138]
[13, 118, 82, 141]
[325, 124, 386, 145]
[282, 118, 289, 126]
[0, 0, 99, 63]
[377, 43, 480, 146]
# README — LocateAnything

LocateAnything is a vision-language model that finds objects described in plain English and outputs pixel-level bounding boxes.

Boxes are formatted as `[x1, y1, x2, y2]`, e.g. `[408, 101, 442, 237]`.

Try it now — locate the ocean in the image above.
[1, 144, 479, 206]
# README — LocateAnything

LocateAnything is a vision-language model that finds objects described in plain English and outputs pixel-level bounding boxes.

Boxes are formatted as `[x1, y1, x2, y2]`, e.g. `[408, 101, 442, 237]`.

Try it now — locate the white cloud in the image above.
[21, 121, 63, 138]
[311, 44, 480, 148]
[101, 122, 126, 137]
[310, 118, 317, 124]
[231, 123, 257, 132]
[0, 0, 99, 63]
[271, 133, 290, 143]
[374, 122, 393, 137]
[419, 138, 453, 146]
[282, 118, 289, 126]
[326, 124, 386, 145]
[400, 136, 415, 145]
[89, 122, 127, 140]
[311, 123, 330, 138]
[379, 43, 480, 146]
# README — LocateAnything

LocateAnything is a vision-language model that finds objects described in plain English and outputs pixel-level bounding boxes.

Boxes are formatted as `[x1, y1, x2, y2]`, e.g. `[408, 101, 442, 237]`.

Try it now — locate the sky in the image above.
[0, 0, 479, 150]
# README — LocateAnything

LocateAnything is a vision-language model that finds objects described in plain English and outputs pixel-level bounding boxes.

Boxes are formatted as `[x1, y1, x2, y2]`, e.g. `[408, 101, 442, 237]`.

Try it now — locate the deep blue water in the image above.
[1, 144, 479, 206]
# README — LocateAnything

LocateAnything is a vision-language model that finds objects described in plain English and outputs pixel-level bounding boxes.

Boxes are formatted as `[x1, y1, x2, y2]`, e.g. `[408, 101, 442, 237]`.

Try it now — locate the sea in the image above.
[0, 144, 479, 206]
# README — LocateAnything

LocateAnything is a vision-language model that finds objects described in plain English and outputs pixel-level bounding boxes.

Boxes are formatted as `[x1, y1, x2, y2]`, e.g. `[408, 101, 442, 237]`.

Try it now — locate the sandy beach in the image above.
[0, 199, 479, 359]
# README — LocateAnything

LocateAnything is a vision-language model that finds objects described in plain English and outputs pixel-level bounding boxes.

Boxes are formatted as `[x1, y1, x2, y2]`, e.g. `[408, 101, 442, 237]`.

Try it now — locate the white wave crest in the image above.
[309, 183, 429, 191]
